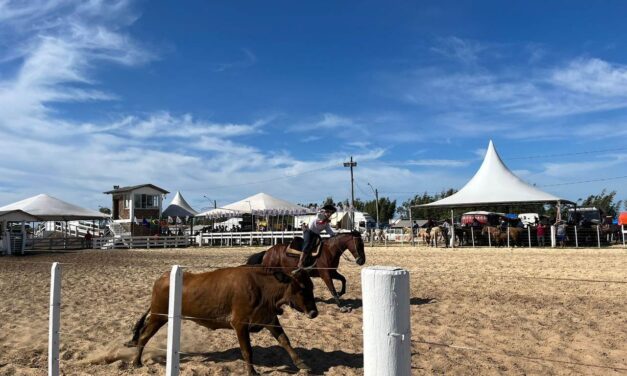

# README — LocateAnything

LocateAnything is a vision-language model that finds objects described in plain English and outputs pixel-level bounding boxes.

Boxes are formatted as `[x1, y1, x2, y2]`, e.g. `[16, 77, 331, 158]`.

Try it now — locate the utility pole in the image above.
[367, 182, 379, 229]
[343, 156, 357, 228]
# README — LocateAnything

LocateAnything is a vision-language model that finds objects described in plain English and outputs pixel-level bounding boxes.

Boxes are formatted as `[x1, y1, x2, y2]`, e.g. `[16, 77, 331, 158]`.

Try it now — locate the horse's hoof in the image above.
[132, 360, 143, 368]
[295, 360, 311, 371]
[124, 340, 136, 348]
[339, 306, 352, 313]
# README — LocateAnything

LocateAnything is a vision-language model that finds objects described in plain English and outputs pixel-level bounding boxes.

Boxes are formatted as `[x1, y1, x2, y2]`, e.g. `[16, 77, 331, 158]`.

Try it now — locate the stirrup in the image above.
[291, 267, 303, 275]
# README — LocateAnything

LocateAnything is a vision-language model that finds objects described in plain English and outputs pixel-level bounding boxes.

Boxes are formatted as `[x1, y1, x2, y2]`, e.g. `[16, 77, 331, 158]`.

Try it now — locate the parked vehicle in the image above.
[567, 207, 603, 225]
[518, 213, 540, 228]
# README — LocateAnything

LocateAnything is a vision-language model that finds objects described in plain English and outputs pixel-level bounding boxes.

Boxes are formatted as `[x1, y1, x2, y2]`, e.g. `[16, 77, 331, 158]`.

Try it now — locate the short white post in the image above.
[471, 227, 475, 247]
[596, 225, 601, 248]
[527, 226, 531, 248]
[362, 266, 411, 376]
[49, 262, 62, 376]
[166, 265, 183, 376]
[550, 225, 556, 248]
[574, 226, 579, 248]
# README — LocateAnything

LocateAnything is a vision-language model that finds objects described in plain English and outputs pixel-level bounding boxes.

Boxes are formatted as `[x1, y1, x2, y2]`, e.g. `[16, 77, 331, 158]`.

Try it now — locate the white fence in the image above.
[197, 231, 330, 247]
[92, 236, 192, 249]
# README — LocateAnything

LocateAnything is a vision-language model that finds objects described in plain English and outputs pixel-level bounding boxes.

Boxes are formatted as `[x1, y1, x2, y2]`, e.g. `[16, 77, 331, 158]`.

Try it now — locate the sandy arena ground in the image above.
[1, 245, 626, 375]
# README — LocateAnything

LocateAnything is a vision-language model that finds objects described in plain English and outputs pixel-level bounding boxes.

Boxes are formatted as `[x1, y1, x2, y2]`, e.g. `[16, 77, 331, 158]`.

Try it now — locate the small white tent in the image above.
[196, 192, 309, 218]
[162, 191, 198, 218]
[419, 140, 574, 207]
[0, 194, 109, 221]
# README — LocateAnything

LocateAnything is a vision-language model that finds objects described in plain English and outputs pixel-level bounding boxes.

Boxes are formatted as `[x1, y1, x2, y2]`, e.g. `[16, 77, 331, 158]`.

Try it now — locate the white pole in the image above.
[506, 224, 510, 248]
[362, 266, 411, 376]
[450, 209, 455, 248]
[488, 229, 492, 247]
[49, 262, 62, 376]
[166, 265, 183, 376]
[596, 225, 601, 248]
[550, 225, 556, 248]
[470, 226, 475, 247]
[527, 226, 531, 248]
[622, 225, 625, 248]
[574, 226, 578, 248]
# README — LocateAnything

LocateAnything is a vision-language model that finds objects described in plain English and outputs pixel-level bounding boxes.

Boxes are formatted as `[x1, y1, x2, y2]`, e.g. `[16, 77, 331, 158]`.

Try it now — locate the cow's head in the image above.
[274, 271, 318, 319]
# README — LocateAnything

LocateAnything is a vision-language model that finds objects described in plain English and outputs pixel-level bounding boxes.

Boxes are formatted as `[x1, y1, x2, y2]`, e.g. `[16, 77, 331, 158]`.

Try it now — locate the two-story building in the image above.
[104, 184, 169, 222]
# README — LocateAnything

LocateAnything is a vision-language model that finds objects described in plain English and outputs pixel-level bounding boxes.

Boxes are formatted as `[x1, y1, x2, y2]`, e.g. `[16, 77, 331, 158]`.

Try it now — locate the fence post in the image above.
[49, 262, 61, 376]
[166, 265, 183, 376]
[471, 227, 475, 247]
[550, 226, 556, 248]
[574, 226, 578, 248]
[507, 224, 510, 248]
[362, 266, 411, 376]
[622, 225, 625, 248]
[527, 226, 531, 248]
[596, 225, 601, 248]
[488, 229, 491, 247]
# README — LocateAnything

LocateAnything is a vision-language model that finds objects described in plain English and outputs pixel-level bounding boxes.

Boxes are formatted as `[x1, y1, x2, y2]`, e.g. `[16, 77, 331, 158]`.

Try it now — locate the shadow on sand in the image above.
[172, 345, 362, 374]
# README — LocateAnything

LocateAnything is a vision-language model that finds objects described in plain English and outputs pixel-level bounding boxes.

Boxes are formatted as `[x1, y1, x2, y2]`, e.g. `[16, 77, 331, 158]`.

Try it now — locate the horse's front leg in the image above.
[332, 270, 347, 296]
[320, 271, 350, 312]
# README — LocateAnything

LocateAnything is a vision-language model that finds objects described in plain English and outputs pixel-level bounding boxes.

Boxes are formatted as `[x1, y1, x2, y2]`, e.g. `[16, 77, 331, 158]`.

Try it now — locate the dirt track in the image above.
[1, 246, 626, 375]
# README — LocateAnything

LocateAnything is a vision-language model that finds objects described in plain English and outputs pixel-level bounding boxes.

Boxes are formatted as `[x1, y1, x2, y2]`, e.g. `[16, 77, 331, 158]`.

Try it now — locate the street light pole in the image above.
[367, 182, 379, 230]
[343, 156, 357, 228]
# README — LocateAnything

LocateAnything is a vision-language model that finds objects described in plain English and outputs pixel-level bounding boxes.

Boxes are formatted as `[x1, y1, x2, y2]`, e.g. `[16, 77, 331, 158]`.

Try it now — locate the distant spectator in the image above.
[84, 230, 93, 248]
[556, 221, 567, 248]
[536, 223, 546, 247]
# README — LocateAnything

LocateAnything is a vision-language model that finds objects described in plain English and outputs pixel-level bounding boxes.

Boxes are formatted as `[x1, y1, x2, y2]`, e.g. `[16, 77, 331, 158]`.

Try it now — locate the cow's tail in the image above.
[125, 308, 150, 347]
[246, 250, 266, 265]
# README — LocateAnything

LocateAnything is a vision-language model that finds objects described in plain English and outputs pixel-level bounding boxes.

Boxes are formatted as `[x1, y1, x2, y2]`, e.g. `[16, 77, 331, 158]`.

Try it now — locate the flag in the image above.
[168, 216, 174, 224]
[134, 216, 140, 225]
[176, 216, 182, 224]
[142, 218, 149, 227]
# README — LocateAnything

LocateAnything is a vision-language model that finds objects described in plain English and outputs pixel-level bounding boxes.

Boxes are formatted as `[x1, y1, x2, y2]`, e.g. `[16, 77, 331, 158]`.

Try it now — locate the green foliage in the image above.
[322, 196, 335, 207]
[578, 189, 623, 217]
[98, 207, 111, 215]
[354, 197, 396, 224]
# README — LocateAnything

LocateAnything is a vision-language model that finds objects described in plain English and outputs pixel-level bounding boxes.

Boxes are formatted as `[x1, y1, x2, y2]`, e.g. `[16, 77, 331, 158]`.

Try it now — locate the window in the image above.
[123, 194, 129, 209]
[134, 194, 159, 209]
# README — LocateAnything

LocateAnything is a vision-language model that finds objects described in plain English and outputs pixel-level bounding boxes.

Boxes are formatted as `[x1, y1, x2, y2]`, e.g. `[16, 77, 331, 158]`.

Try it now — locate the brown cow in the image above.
[127, 267, 318, 375]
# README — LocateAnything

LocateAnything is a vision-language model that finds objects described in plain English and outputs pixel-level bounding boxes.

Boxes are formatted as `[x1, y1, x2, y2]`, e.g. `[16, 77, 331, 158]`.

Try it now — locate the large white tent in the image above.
[419, 140, 574, 208]
[0, 194, 109, 221]
[162, 191, 198, 218]
[196, 192, 309, 218]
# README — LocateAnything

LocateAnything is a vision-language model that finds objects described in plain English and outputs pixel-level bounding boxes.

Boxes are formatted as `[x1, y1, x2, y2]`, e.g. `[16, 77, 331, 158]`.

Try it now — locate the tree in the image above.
[99, 207, 111, 215]
[322, 196, 335, 207]
[578, 189, 623, 217]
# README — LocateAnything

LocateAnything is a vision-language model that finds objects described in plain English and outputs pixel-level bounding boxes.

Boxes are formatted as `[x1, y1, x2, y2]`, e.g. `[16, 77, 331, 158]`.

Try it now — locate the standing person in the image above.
[297, 204, 336, 270]
[556, 220, 567, 248]
[441, 219, 451, 247]
[536, 222, 546, 247]
[84, 230, 93, 249]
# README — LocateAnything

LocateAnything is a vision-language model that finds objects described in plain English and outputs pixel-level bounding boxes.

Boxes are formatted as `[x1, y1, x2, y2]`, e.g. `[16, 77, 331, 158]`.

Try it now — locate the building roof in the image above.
[0, 194, 109, 221]
[0, 210, 41, 222]
[162, 191, 198, 218]
[418, 140, 574, 208]
[197, 192, 309, 217]
[104, 184, 169, 194]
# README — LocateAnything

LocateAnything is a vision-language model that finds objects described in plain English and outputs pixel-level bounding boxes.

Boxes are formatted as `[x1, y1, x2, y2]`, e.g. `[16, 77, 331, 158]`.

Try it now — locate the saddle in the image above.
[285, 236, 323, 258]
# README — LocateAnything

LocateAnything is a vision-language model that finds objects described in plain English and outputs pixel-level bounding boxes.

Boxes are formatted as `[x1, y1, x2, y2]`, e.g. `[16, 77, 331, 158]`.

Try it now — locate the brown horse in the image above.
[482, 226, 522, 246]
[246, 231, 365, 311]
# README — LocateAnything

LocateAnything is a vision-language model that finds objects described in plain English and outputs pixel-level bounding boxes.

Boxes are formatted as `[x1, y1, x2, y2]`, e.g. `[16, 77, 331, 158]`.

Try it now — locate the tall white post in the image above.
[166, 265, 183, 376]
[574, 226, 579, 248]
[550, 225, 556, 248]
[488, 229, 492, 247]
[596, 225, 601, 248]
[506, 224, 510, 248]
[527, 226, 531, 248]
[450, 209, 455, 248]
[49, 262, 62, 376]
[362, 266, 411, 376]
[622, 225, 625, 248]
[470, 226, 475, 247]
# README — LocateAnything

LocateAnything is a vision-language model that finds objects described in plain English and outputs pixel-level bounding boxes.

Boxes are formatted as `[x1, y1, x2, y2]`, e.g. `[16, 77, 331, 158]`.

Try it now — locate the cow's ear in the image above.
[273, 271, 291, 284]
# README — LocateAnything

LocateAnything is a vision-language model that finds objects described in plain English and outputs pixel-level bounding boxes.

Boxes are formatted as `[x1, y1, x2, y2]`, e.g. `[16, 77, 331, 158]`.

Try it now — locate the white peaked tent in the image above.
[0, 194, 109, 221]
[162, 191, 198, 218]
[196, 192, 309, 218]
[419, 140, 574, 208]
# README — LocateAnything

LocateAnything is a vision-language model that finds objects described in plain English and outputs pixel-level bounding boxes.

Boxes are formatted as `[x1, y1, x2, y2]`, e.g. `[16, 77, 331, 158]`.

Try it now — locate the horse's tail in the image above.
[246, 250, 267, 265]
[125, 308, 150, 347]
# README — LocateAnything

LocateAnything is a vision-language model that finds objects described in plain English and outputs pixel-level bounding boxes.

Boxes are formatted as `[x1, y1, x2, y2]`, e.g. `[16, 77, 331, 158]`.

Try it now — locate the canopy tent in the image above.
[162, 191, 198, 218]
[196, 192, 309, 218]
[0, 210, 41, 222]
[417, 140, 574, 208]
[0, 194, 109, 221]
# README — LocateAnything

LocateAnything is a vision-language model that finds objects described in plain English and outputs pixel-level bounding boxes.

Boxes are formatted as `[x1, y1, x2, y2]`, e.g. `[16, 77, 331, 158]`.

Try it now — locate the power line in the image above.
[539, 175, 627, 187]
[506, 146, 627, 160]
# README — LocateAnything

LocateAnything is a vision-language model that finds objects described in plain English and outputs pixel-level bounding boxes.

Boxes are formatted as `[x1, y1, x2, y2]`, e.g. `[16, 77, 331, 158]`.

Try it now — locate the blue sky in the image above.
[0, 0, 626, 212]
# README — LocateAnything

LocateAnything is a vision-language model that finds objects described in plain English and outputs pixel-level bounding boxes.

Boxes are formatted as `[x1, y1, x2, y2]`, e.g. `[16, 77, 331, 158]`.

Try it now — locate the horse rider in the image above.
[297, 204, 337, 270]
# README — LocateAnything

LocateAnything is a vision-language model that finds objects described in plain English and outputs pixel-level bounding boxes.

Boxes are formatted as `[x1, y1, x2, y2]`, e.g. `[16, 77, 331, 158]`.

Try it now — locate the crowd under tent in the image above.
[413, 140, 574, 247]
[162, 191, 198, 218]
[196, 192, 309, 218]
